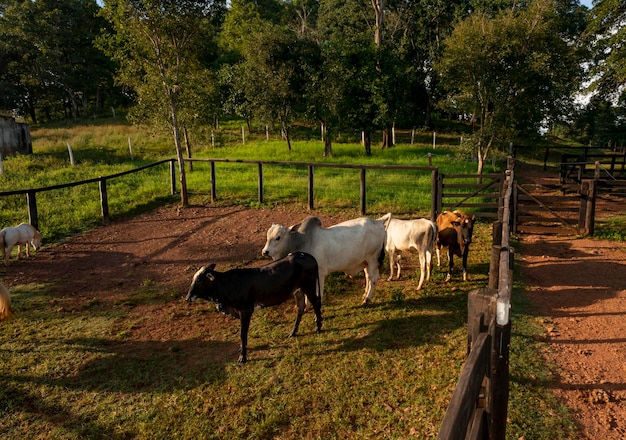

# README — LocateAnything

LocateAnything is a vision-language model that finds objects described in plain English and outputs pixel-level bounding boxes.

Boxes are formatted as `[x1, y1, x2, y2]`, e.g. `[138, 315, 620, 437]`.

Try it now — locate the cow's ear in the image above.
[204, 264, 216, 281]
[289, 222, 301, 232]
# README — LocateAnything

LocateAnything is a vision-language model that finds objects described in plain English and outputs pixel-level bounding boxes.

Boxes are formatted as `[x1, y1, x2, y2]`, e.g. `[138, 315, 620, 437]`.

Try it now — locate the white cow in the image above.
[0, 223, 41, 266]
[384, 214, 437, 290]
[262, 214, 391, 305]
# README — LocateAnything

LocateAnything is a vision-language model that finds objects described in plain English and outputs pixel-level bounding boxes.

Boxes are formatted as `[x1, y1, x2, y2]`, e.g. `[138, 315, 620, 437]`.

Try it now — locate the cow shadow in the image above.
[317, 292, 468, 355]
[4, 338, 233, 394]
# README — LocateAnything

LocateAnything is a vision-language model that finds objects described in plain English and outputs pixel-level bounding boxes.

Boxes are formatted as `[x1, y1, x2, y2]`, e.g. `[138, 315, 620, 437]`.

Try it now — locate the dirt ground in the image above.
[3, 176, 626, 438]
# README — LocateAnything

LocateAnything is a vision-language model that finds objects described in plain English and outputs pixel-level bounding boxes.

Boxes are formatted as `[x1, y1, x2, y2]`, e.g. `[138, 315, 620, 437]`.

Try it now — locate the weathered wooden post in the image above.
[27, 190, 38, 231]
[308, 165, 314, 211]
[210, 161, 217, 202]
[257, 163, 263, 204]
[99, 177, 109, 222]
[431, 168, 438, 221]
[360, 168, 366, 215]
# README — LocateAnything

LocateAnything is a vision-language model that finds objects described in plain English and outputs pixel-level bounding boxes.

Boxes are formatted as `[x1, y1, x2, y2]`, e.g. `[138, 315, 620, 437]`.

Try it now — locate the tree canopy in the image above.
[0, 0, 624, 171]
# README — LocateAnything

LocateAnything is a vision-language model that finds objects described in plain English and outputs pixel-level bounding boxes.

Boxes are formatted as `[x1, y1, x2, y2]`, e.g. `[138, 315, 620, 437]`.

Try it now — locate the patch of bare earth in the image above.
[517, 162, 626, 439]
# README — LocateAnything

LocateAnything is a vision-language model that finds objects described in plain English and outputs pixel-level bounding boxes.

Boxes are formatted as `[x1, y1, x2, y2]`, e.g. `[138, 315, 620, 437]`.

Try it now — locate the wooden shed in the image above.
[0, 115, 32, 156]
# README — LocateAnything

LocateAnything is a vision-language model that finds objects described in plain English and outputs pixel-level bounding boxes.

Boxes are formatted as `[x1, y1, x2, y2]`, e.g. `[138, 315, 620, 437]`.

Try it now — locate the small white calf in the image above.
[384, 214, 437, 290]
[0, 223, 41, 266]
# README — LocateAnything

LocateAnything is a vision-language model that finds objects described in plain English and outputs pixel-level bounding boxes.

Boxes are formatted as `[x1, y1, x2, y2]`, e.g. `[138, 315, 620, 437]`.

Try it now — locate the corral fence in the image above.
[437, 171, 506, 220]
[183, 158, 440, 219]
[437, 165, 515, 440]
[0, 159, 176, 230]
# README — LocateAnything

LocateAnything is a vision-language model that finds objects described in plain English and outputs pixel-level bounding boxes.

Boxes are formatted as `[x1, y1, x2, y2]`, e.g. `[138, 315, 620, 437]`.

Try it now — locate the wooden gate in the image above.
[514, 180, 595, 235]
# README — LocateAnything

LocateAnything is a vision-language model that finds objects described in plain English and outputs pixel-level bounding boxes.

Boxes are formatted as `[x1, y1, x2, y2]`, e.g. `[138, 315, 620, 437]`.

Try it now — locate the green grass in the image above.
[595, 216, 626, 241]
[0, 118, 579, 438]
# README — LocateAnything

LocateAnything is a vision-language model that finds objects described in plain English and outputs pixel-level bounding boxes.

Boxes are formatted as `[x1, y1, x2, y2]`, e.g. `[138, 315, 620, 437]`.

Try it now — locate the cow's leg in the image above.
[395, 254, 402, 280]
[445, 248, 454, 282]
[238, 310, 253, 363]
[25, 243, 30, 258]
[425, 249, 433, 281]
[290, 290, 305, 337]
[361, 263, 380, 306]
[387, 248, 396, 281]
[462, 249, 469, 281]
[436, 244, 441, 267]
[16, 244, 22, 260]
[2, 248, 7, 266]
[302, 283, 323, 333]
[416, 251, 426, 290]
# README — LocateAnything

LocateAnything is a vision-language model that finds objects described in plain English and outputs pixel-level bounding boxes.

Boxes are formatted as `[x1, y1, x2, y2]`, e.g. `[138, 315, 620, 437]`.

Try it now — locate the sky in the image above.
[580, 0, 594, 8]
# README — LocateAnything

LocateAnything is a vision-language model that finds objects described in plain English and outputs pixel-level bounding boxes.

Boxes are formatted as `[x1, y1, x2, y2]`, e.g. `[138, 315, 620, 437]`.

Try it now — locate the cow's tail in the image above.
[0, 281, 13, 321]
[0, 230, 4, 251]
[378, 212, 393, 230]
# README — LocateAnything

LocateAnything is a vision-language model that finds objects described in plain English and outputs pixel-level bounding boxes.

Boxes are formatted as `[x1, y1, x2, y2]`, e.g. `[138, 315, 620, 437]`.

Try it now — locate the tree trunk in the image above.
[169, 95, 188, 207]
[363, 130, 372, 156]
[183, 126, 193, 172]
[322, 121, 332, 157]
[281, 120, 292, 151]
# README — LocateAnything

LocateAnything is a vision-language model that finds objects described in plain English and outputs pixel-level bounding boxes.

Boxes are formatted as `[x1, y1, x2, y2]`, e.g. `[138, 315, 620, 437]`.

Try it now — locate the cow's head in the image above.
[185, 264, 217, 302]
[31, 230, 42, 250]
[454, 211, 476, 252]
[261, 223, 296, 260]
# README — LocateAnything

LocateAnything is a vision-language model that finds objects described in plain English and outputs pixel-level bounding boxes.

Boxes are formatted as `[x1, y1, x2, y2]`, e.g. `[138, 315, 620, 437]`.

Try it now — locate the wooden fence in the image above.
[183, 158, 439, 219]
[437, 167, 514, 440]
[0, 159, 176, 230]
[437, 172, 505, 219]
[560, 153, 626, 184]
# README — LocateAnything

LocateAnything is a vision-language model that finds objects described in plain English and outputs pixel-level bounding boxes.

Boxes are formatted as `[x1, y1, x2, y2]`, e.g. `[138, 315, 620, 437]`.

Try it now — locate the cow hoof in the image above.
[445, 275, 451, 282]
[238, 357, 247, 364]
[360, 300, 370, 307]
[386, 276, 393, 281]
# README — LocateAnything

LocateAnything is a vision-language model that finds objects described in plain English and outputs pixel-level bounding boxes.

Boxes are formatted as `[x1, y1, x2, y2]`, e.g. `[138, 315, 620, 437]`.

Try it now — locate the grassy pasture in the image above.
[0, 118, 577, 438]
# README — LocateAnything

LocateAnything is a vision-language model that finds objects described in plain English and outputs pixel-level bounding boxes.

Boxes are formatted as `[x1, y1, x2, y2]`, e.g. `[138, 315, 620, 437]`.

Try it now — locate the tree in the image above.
[585, 0, 626, 99]
[0, 0, 115, 122]
[98, 0, 226, 207]
[436, 0, 584, 174]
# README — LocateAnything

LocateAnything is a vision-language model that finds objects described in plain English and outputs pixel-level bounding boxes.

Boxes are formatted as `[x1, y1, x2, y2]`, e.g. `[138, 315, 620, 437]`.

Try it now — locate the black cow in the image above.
[185, 252, 323, 363]
[435, 210, 476, 281]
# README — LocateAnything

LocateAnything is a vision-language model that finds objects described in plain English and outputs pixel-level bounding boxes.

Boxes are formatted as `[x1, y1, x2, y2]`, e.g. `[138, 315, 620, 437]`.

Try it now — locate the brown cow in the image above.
[435, 210, 476, 281]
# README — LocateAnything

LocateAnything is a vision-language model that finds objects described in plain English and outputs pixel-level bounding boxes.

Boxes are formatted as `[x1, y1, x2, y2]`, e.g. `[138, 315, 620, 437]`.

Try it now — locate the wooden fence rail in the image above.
[183, 158, 439, 218]
[438, 166, 514, 440]
[0, 159, 175, 229]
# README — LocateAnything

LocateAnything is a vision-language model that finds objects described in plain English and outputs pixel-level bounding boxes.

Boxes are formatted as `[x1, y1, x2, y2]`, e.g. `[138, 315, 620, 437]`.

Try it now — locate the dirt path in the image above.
[519, 235, 626, 439]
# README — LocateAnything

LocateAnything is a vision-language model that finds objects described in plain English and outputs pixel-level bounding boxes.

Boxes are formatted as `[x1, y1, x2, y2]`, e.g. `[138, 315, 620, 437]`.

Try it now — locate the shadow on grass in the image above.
[0, 382, 133, 439]
[4, 338, 233, 394]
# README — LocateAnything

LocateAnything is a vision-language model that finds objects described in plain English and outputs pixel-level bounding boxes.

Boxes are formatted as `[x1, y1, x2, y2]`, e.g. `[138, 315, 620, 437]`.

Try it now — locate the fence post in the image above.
[360, 168, 366, 215]
[257, 163, 263, 204]
[210, 161, 217, 202]
[436, 173, 444, 216]
[489, 221, 502, 289]
[308, 165, 314, 211]
[169, 159, 176, 195]
[586, 180, 596, 236]
[99, 177, 110, 222]
[430, 168, 438, 221]
[27, 190, 38, 231]
[579, 181, 589, 234]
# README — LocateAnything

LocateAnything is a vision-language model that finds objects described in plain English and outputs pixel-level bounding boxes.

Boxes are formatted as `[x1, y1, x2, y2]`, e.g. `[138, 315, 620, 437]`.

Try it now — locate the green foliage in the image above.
[436, 0, 585, 172]
[595, 216, 626, 241]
